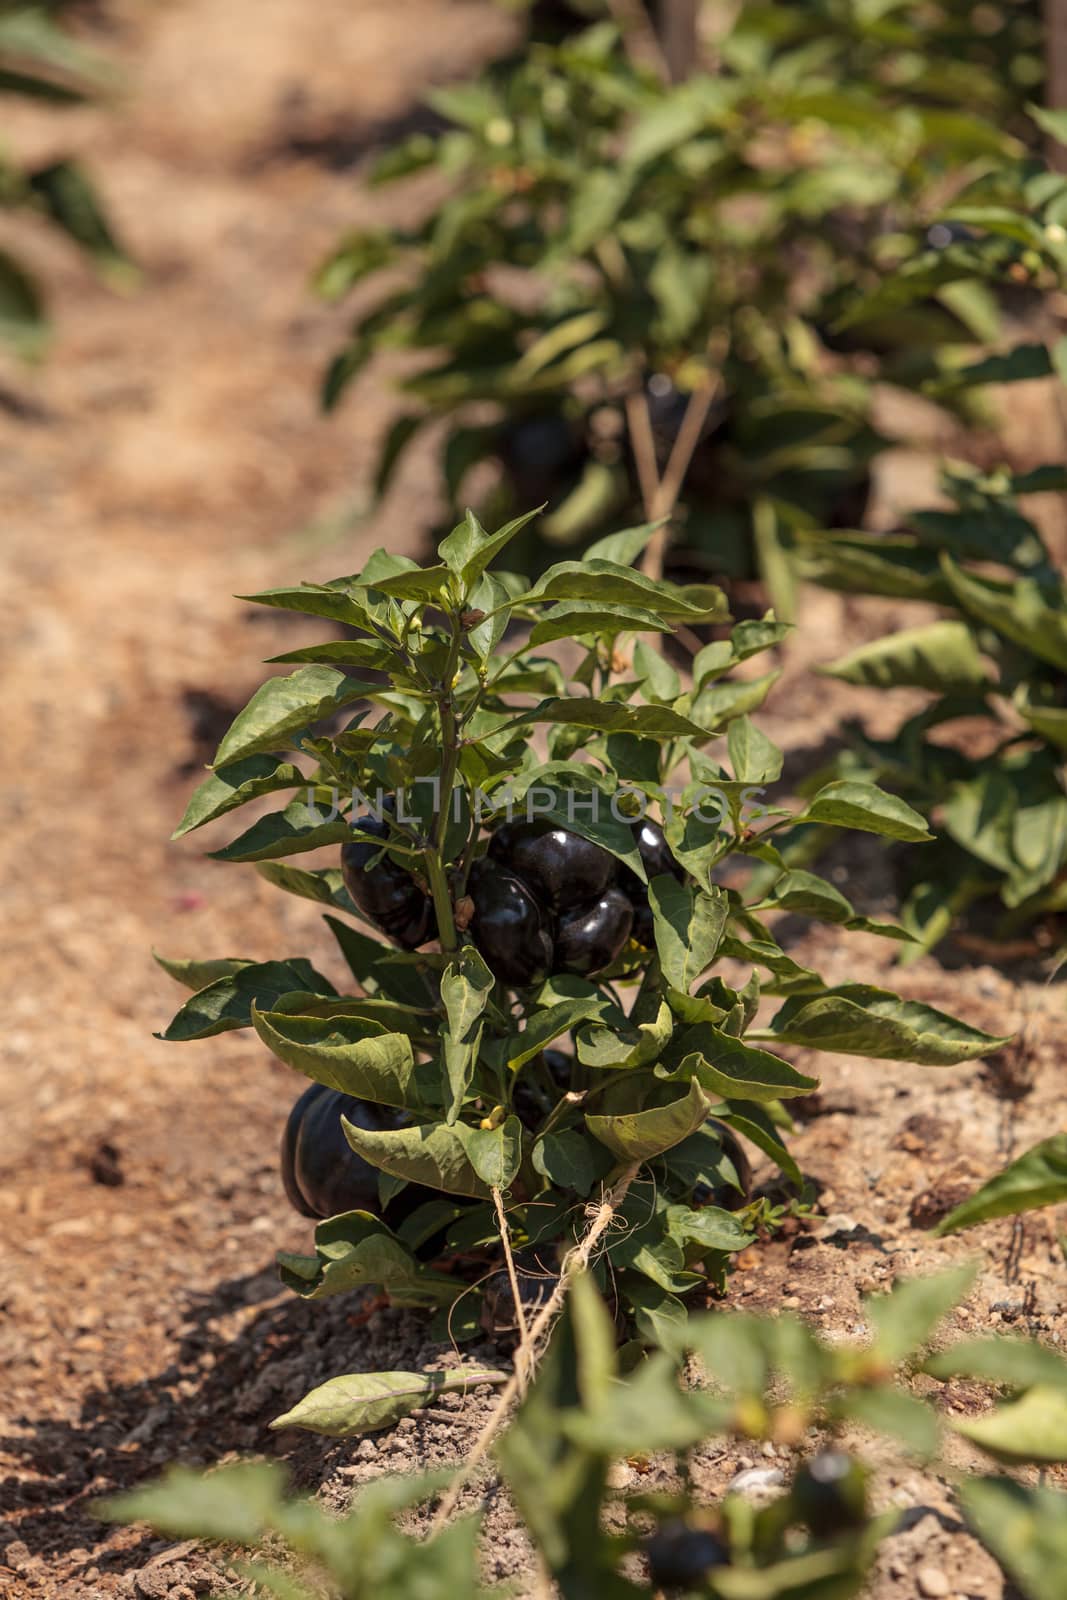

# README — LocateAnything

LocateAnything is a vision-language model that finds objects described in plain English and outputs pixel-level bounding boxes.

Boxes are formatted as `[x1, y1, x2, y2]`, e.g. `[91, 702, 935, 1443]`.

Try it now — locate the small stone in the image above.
[726, 1466, 785, 1504]
[917, 1567, 950, 1598]
[606, 1462, 633, 1489]
[782, 1296, 801, 1309]
[3, 1542, 32, 1571]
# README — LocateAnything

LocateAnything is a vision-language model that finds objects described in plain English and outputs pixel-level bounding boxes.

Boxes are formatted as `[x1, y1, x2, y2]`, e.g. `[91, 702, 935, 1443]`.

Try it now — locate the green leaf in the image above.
[934, 1136, 1067, 1235]
[757, 985, 1011, 1065]
[957, 1475, 1067, 1600]
[727, 716, 783, 784]
[528, 602, 671, 646]
[577, 1002, 673, 1070]
[464, 1116, 524, 1190]
[173, 755, 307, 837]
[95, 1461, 290, 1544]
[583, 522, 663, 566]
[667, 1026, 819, 1102]
[236, 581, 374, 629]
[624, 80, 724, 167]
[925, 1336, 1067, 1391]
[515, 696, 714, 740]
[929, 341, 1053, 391]
[586, 1078, 713, 1162]
[255, 863, 356, 913]
[270, 1367, 506, 1437]
[438, 507, 542, 587]
[506, 995, 615, 1070]
[912, 505, 1046, 568]
[1015, 688, 1067, 750]
[341, 1117, 509, 1198]
[633, 640, 681, 703]
[954, 1387, 1067, 1464]
[213, 668, 376, 766]
[821, 621, 989, 692]
[794, 531, 951, 604]
[533, 1131, 608, 1198]
[803, 780, 933, 842]
[356, 564, 453, 602]
[152, 951, 252, 991]
[716, 1103, 803, 1189]
[835, 1388, 939, 1459]
[649, 880, 729, 993]
[762, 868, 854, 924]
[941, 558, 1067, 672]
[510, 311, 608, 381]
[29, 158, 127, 269]
[866, 1264, 978, 1365]
[209, 800, 354, 862]
[691, 669, 782, 729]
[277, 1211, 457, 1304]
[373, 414, 425, 500]
[267, 639, 396, 669]
[665, 1202, 754, 1253]
[158, 960, 337, 1041]
[440, 947, 495, 1123]
[1030, 103, 1067, 145]
[526, 560, 724, 622]
[0, 247, 46, 352]
[251, 1009, 419, 1109]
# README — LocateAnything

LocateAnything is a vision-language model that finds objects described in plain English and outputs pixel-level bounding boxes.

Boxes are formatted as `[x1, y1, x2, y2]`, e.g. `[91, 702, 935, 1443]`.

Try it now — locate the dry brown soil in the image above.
[2, 5, 1066, 1597]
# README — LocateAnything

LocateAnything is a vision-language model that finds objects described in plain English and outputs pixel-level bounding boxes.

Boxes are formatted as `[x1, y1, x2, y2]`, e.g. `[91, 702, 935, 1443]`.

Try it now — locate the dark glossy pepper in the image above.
[340, 811, 436, 950]
[554, 887, 633, 975]
[489, 819, 616, 915]
[281, 1082, 440, 1230]
[618, 816, 686, 947]
[281, 1081, 401, 1220]
[645, 1520, 729, 1589]
[468, 857, 554, 987]
[792, 1451, 869, 1537]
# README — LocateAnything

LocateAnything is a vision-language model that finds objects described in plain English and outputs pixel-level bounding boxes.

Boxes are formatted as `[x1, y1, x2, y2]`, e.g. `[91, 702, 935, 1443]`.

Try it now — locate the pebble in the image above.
[917, 1567, 950, 1598]
[726, 1466, 785, 1503]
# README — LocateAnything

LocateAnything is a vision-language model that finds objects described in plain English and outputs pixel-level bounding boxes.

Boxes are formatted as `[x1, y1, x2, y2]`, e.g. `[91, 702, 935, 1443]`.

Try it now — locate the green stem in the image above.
[427, 613, 465, 954]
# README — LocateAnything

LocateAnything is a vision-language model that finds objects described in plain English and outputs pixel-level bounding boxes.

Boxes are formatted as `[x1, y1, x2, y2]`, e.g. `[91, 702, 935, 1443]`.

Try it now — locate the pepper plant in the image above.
[159, 512, 1007, 1371]
[803, 466, 1067, 959]
[315, 5, 1044, 597]
[100, 1267, 1067, 1600]
[701, 138, 1067, 958]
[0, 2, 130, 352]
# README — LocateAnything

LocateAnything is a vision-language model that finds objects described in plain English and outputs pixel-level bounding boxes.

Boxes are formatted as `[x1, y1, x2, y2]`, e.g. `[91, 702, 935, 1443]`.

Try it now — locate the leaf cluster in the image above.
[161, 511, 1006, 1341]
[801, 452, 1067, 956]
[313, 1, 1051, 592]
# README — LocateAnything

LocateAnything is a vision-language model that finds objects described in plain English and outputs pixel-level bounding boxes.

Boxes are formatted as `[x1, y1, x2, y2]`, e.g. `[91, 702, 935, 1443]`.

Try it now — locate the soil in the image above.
[2, 5, 1066, 1597]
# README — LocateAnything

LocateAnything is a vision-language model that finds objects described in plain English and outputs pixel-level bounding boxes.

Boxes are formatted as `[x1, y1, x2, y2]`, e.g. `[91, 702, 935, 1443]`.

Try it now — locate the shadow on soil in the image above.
[3, 1265, 466, 1585]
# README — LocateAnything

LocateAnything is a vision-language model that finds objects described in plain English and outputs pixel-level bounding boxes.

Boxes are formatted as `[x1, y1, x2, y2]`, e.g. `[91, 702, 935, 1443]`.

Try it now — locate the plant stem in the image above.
[491, 1187, 532, 1394]
[429, 1162, 641, 1533]
[427, 615, 464, 953]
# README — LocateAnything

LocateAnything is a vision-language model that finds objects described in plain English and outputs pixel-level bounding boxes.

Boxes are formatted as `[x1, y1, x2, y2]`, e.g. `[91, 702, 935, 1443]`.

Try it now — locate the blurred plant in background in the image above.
[0, 1, 130, 353]
[314, 0, 1057, 604]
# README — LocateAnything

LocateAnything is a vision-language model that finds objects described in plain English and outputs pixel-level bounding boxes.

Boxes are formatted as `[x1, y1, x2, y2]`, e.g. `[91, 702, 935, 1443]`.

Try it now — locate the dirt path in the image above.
[2, 6, 1066, 1597]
